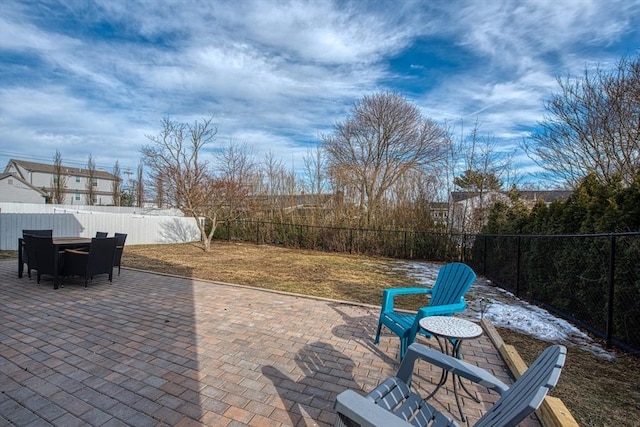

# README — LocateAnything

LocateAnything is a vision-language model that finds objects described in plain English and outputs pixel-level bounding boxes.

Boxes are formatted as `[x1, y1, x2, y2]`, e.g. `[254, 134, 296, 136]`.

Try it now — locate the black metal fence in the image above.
[471, 232, 640, 355]
[214, 219, 474, 261]
[215, 219, 639, 354]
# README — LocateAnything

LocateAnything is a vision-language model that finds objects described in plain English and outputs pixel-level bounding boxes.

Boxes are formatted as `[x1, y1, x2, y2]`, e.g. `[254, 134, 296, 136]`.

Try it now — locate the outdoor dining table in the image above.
[18, 237, 92, 289]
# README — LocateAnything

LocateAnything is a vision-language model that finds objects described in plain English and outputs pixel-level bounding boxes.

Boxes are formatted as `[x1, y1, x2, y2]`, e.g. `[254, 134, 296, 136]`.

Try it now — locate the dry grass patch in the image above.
[498, 327, 640, 427]
[124, 242, 419, 306]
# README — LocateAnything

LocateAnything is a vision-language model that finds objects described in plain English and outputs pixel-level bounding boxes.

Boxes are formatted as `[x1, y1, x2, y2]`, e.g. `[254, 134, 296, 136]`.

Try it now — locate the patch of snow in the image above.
[395, 261, 616, 360]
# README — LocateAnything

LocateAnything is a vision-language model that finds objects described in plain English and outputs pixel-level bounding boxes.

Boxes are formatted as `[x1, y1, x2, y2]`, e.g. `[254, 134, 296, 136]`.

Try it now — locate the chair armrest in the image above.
[416, 301, 466, 318]
[381, 287, 432, 311]
[407, 302, 467, 342]
[65, 249, 89, 255]
[334, 390, 413, 427]
[397, 343, 510, 395]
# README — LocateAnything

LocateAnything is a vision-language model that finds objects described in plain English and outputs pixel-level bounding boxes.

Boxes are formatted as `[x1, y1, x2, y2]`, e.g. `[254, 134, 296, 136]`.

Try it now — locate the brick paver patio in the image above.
[0, 258, 538, 426]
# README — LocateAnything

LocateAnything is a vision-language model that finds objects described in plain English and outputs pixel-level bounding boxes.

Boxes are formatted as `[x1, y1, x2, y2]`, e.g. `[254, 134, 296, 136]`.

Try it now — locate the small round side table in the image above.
[418, 316, 483, 422]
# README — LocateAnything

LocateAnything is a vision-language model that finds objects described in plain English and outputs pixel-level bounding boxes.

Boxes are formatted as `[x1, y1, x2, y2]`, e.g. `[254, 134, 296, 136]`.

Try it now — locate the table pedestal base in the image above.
[424, 336, 481, 422]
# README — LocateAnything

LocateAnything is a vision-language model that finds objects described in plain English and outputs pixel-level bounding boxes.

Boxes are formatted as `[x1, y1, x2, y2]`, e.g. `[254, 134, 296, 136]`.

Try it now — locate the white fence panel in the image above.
[0, 202, 184, 216]
[0, 210, 201, 250]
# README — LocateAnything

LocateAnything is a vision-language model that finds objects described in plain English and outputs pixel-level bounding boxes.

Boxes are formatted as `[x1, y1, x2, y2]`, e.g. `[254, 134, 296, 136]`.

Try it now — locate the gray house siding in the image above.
[0, 173, 47, 203]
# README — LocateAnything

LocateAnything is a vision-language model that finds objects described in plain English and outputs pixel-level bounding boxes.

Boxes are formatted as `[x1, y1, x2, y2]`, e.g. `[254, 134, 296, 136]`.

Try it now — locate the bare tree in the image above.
[154, 175, 165, 208]
[111, 160, 122, 206]
[322, 92, 447, 227]
[524, 55, 640, 187]
[214, 140, 257, 220]
[439, 120, 519, 234]
[258, 151, 300, 221]
[303, 145, 326, 196]
[141, 117, 219, 251]
[52, 150, 67, 204]
[136, 162, 144, 207]
[387, 168, 440, 230]
[85, 154, 96, 205]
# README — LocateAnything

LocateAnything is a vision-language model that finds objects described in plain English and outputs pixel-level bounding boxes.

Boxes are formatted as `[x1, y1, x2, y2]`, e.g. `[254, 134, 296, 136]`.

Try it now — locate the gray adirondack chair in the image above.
[374, 262, 477, 359]
[334, 343, 567, 427]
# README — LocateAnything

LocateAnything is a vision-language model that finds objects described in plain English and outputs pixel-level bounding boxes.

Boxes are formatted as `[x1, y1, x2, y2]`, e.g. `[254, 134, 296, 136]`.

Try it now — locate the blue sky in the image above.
[1, 0, 638, 185]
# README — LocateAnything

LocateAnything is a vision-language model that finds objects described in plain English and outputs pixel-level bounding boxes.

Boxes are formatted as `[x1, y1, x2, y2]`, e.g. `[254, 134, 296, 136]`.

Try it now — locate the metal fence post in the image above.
[606, 234, 616, 348]
[483, 235, 487, 276]
[403, 231, 407, 259]
[516, 236, 521, 297]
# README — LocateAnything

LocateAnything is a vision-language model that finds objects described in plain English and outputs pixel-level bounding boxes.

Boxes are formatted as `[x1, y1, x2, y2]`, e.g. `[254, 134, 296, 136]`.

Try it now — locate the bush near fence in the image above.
[214, 219, 639, 355]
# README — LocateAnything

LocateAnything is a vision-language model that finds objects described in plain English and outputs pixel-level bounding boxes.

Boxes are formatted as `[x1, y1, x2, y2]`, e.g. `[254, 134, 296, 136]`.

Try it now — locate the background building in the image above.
[4, 159, 119, 205]
[0, 172, 48, 203]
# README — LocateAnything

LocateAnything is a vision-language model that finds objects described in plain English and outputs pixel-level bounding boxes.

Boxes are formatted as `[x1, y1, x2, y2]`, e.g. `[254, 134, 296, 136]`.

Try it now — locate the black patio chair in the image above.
[22, 229, 53, 278]
[113, 233, 127, 275]
[63, 237, 118, 288]
[23, 229, 53, 237]
[23, 234, 64, 286]
[96, 232, 108, 238]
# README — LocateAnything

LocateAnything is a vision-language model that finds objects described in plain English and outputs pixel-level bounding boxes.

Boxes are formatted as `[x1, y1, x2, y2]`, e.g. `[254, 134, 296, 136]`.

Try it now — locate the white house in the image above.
[0, 173, 48, 203]
[4, 159, 120, 205]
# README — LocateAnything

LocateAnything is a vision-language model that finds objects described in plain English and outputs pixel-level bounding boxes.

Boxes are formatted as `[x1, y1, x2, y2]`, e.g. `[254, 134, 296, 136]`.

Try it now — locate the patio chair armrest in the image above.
[397, 343, 510, 395]
[381, 287, 432, 311]
[407, 302, 468, 341]
[65, 249, 89, 256]
[334, 390, 413, 427]
[416, 301, 466, 318]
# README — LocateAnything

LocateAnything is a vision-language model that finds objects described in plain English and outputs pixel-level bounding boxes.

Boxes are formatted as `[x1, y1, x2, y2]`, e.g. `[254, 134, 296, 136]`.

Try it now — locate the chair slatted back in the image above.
[367, 377, 444, 426]
[23, 229, 53, 237]
[474, 345, 567, 427]
[428, 262, 476, 307]
[23, 235, 57, 278]
[113, 233, 127, 273]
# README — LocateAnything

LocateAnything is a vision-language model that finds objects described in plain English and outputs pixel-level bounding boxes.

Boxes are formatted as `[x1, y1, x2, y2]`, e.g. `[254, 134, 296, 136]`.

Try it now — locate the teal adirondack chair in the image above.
[374, 262, 476, 359]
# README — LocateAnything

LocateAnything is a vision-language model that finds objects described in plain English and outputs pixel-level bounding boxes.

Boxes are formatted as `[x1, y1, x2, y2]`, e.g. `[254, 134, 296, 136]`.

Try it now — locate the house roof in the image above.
[6, 159, 119, 181]
[451, 190, 572, 203]
[429, 202, 449, 210]
[0, 172, 49, 196]
[518, 190, 573, 202]
[249, 193, 335, 207]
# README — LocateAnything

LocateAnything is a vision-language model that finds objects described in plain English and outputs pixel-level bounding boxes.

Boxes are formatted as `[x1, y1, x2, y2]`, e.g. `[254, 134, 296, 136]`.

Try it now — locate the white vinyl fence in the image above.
[0, 203, 201, 250]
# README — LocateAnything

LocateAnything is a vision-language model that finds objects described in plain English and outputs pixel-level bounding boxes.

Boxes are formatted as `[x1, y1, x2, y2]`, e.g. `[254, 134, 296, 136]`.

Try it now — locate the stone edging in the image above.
[480, 318, 579, 427]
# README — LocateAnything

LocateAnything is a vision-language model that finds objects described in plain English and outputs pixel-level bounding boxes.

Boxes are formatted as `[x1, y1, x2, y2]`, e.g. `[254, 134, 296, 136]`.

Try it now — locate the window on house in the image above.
[92, 178, 98, 187]
[76, 176, 80, 183]
[75, 193, 80, 201]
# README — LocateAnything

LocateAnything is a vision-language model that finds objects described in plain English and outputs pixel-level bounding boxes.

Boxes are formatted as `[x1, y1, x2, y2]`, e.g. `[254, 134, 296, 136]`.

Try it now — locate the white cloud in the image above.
[0, 0, 636, 183]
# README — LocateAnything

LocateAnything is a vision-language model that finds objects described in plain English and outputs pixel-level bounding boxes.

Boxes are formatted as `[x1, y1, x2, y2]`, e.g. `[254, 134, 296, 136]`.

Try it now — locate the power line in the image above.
[0, 150, 132, 172]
